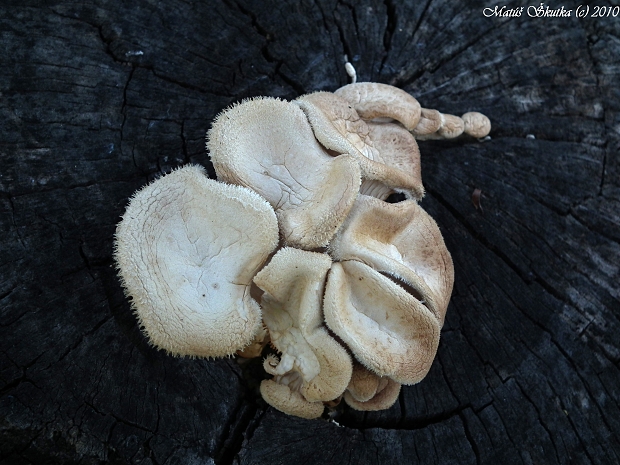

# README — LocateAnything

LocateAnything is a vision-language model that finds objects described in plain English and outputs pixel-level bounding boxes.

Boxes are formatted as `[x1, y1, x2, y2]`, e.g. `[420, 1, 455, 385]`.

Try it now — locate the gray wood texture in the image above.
[1, 0, 619, 463]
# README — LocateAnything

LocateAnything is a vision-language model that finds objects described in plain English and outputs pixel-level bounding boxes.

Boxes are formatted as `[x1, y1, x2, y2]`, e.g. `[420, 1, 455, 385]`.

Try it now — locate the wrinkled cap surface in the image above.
[114, 165, 279, 358]
[296, 92, 424, 200]
[329, 194, 454, 325]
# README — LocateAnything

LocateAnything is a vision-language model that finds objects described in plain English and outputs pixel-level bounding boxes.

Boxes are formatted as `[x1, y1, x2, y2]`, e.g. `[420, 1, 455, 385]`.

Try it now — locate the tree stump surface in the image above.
[1, 1, 619, 464]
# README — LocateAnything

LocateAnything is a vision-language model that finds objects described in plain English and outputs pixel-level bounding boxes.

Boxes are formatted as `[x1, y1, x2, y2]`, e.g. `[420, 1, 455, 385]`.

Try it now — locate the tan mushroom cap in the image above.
[364, 122, 424, 200]
[346, 362, 382, 402]
[253, 247, 353, 403]
[344, 375, 401, 411]
[334, 82, 422, 131]
[207, 97, 361, 249]
[114, 165, 278, 358]
[462, 111, 491, 138]
[410, 108, 442, 137]
[324, 260, 441, 385]
[329, 194, 454, 325]
[295, 92, 424, 200]
[437, 113, 465, 139]
[260, 379, 325, 420]
[415, 113, 465, 140]
[414, 110, 492, 140]
[295, 91, 378, 161]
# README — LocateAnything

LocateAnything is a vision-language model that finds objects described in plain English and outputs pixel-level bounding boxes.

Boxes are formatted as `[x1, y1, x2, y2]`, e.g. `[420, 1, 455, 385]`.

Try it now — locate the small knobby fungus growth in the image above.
[114, 81, 490, 419]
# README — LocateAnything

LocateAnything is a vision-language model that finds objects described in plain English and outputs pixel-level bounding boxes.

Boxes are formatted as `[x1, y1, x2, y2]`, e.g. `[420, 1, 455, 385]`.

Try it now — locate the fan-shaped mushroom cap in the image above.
[329, 194, 454, 325]
[207, 97, 361, 249]
[334, 82, 422, 131]
[253, 247, 353, 403]
[324, 260, 440, 384]
[295, 92, 424, 200]
[260, 379, 325, 420]
[344, 374, 401, 411]
[462, 111, 491, 138]
[114, 165, 279, 358]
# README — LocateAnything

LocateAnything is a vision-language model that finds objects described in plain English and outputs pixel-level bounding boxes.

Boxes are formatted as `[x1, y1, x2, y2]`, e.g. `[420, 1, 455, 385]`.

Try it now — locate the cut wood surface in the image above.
[1, 1, 619, 463]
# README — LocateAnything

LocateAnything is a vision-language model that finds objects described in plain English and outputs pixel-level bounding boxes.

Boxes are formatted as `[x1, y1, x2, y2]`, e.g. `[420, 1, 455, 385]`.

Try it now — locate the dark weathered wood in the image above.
[1, 0, 619, 463]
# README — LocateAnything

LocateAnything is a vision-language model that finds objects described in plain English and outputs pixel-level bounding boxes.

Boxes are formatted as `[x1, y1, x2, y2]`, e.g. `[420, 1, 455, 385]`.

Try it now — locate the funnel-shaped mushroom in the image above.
[114, 165, 278, 358]
[254, 247, 353, 417]
[329, 194, 454, 325]
[295, 92, 424, 200]
[324, 260, 440, 384]
[207, 97, 361, 249]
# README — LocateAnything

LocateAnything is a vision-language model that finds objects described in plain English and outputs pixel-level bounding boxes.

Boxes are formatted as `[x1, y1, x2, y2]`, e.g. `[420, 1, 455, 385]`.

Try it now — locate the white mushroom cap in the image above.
[114, 165, 279, 358]
[253, 247, 353, 404]
[334, 82, 422, 131]
[295, 92, 424, 200]
[324, 260, 440, 385]
[329, 194, 454, 325]
[207, 97, 361, 249]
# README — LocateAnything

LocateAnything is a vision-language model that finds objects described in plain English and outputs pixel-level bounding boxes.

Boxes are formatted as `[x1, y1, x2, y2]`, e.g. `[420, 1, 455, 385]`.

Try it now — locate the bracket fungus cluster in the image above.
[115, 82, 490, 419]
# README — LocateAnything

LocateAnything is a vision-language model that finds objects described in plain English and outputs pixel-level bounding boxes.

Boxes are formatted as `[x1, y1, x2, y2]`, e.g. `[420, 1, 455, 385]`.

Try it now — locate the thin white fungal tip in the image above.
[344, 55, 357, 84]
